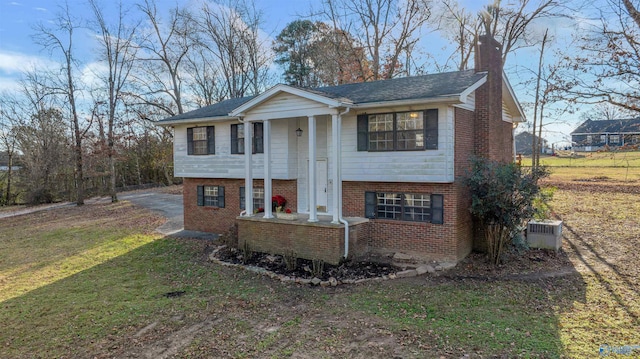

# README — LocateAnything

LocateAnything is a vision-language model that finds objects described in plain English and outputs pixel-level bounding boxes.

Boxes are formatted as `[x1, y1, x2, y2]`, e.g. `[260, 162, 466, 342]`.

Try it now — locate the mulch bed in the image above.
[212, 246, 400, 281]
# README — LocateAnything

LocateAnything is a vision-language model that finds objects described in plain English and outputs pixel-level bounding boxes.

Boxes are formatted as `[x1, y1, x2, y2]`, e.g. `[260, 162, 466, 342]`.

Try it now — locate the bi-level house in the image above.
[157, 35, 524, 265]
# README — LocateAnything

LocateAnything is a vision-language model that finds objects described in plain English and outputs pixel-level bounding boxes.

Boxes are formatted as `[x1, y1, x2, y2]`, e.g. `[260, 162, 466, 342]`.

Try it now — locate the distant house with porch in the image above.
[157, 35, 524, 265]
[571, 118, 640, 151]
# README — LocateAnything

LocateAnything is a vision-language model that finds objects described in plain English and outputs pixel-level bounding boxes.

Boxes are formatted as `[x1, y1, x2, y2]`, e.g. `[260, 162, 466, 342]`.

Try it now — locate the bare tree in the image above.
[436, 0, 476, 70]
[196, 0, 271, 98]
[88, 0, 139, 203]
[561, 0, 640, 112]
[0, 95, 20, 205]
[32, 2, 86, 205]
[531, 29, 549, 167]
[316, 0, 431, 80]
[133, 0, 191, 116]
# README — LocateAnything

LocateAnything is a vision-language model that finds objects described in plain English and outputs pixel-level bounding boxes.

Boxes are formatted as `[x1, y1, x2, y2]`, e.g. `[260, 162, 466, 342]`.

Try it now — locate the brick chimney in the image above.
[474, 34, 512, 162]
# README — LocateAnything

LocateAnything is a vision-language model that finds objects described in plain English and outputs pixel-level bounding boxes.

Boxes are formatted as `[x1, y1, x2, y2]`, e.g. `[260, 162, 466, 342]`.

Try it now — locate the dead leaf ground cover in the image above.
[0, 180, 638, 358]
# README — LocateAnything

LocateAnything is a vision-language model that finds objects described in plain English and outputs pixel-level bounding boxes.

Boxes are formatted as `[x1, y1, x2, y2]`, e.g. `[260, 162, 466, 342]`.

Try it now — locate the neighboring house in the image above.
[157, 35, 524, 265]
[571, 118, 640, 152]
[515, 131, 548, 155]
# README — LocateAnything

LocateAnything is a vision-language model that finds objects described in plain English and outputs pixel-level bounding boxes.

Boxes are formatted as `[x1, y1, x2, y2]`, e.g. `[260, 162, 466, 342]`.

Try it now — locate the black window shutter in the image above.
[253, 122, 263, 154]
[239, 186, 245, 210]
[207, 126, 215, 154]
[218, 186, 225, 208]
[357, 114, 369, 151]
[197, 185, 204, 206]
[231, 124, 239, 154]
[431, 194, 443, 224]
[364, 191, 377, 219]
[187, 128, 194, 155]
[425, 109, 438, 150]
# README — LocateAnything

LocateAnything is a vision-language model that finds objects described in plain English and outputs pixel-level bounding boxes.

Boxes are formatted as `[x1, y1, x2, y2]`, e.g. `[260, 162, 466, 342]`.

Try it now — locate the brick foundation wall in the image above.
[237, 218, 367, 265]
[183, 178, 297, 234]
[342, 181, 466, 262]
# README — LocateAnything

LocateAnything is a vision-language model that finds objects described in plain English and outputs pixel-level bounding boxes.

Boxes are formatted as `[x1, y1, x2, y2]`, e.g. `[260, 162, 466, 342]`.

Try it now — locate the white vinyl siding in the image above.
[342, 106, 454, 183]
[174, 119, 297, 179]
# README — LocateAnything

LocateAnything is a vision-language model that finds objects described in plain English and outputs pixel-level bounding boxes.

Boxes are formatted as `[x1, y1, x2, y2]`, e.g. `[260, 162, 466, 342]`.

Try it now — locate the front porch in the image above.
[236, 214, 369, 265]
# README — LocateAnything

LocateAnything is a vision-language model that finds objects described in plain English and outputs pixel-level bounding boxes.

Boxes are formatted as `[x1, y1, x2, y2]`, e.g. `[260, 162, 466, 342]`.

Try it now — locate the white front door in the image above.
[316, 159, 328, 213]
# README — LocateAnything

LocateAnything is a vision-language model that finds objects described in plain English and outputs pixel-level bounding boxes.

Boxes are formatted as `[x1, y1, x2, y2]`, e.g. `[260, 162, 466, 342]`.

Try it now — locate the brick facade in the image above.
[183, 177, 297, 234]
[237, 217, 367, 265]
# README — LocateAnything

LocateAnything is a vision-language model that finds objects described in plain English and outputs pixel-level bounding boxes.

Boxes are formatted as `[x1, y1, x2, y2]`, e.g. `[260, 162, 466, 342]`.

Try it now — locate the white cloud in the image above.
[33, 7, 47, 12]
[0, 50, 56, 74]
[9, 2, 22, 6]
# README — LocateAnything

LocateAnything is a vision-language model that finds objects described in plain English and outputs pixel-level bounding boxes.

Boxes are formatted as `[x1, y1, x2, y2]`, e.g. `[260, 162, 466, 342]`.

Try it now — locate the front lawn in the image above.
[0, 186, 638, 358]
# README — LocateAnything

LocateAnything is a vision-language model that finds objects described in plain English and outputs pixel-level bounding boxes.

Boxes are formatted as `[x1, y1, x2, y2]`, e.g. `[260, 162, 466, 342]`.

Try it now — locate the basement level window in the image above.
[364, 192, 443, 224]
[197, 185, 225, 208]
[239, 187, 265, 210]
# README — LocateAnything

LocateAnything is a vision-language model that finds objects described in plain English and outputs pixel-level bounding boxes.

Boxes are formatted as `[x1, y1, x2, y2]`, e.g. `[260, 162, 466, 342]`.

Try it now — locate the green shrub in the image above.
[465, 158, 549, 265]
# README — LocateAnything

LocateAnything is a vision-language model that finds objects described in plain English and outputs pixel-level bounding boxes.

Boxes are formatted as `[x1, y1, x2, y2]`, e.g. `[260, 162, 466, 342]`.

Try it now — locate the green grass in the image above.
[1, 189, 639, 358]
[520, 151, 640, 182]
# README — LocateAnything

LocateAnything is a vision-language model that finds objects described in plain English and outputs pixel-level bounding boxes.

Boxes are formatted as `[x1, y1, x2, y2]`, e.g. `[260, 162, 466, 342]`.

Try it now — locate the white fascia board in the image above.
[229, 84, 348, 117]
[460, 76, 487, 103]
[156, 116, 237, 127]
[349, 95, 461, 110]
[502, 71, 526, 122]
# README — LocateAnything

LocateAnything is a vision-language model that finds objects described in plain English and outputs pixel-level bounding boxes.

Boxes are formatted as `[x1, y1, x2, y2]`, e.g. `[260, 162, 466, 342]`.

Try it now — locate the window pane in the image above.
[376, 193, 401, 219]
[369, 131, 393, 151]
[192, 127, 207, 140]
[204, 186, 218, 197]
[397, 130, 424, 150]
[403, 194, 431, 222]
[237, 124, 245, 140]
[396, 112, 423, 130]
[369, 114, 393, 131]
[193, 141, 208, 155]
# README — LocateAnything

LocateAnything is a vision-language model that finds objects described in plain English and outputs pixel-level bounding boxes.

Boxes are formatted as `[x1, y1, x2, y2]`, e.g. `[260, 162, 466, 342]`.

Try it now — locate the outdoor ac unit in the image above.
[527, 220, 563, 250]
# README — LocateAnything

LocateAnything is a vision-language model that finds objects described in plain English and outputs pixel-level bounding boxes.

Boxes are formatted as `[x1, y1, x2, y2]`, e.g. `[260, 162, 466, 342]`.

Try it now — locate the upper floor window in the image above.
[197, 185, 225, 208]
[187, 126, 215, 155]
[357, 109, 438, 151]
[231, 123, 263, 154]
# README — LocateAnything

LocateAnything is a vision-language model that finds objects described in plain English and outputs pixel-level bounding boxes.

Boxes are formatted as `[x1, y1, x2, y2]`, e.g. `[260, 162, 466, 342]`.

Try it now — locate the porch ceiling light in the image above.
[296, 127, 303, 137]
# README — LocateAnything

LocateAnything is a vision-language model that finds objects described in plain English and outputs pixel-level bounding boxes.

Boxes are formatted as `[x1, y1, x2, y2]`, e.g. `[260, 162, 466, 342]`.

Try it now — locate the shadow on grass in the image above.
[344, 247, 586, 358]
[557, 216, 639, 325]
[0, 236, 262, 359]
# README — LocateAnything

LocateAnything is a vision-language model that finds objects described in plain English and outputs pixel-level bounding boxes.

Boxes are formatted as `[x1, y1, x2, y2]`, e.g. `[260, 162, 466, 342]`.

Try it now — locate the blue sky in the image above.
[0, 0, 598, 146]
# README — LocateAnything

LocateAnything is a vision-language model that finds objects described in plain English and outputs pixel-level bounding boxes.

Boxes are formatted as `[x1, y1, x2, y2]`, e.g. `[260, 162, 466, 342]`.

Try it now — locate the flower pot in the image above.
[276, 212, 298, 220]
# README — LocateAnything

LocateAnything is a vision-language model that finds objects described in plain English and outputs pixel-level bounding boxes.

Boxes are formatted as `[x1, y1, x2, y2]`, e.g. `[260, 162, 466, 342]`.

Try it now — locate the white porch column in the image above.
[331, 114, 340, 223]
[244, 121, 253, 216]
[263, 120, 273, 219]
[308, 115, 318, 222]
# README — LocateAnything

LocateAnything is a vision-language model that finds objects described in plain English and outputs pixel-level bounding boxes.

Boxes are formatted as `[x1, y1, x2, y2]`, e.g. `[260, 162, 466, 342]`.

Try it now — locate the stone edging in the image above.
[208, 245, 457, 287]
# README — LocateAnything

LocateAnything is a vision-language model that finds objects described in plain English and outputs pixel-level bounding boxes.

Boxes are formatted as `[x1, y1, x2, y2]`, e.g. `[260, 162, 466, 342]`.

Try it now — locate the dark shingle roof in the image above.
[311, 69, 483, 103]
[571, 118, 640, 134]
[158, 69, 485, 124]
[160, 96, 255, 122]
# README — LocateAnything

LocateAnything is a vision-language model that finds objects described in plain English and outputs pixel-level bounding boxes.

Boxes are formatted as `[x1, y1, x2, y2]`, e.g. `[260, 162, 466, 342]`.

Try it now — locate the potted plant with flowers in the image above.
[272, 195, 297, 220]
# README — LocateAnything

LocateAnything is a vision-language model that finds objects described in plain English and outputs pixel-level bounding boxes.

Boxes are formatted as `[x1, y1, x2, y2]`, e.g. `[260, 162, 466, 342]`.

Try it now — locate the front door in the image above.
[316, 159, 328, 212]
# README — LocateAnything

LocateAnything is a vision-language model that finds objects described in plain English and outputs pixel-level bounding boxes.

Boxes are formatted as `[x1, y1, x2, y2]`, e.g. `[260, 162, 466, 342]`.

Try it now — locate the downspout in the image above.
[337, 107, 351, 259]
[237, 116, 250, 217]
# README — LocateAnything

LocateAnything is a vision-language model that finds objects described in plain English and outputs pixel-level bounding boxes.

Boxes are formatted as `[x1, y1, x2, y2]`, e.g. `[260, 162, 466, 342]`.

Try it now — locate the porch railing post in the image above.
[263, 119, 273, 219]
[244, 121, 253, 216]
[308, 115, 318, 222]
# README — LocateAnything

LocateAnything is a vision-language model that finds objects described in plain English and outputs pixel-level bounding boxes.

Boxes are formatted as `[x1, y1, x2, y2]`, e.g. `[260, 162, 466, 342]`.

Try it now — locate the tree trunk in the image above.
[5, 152, 12, 204]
